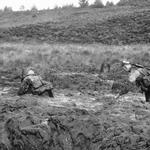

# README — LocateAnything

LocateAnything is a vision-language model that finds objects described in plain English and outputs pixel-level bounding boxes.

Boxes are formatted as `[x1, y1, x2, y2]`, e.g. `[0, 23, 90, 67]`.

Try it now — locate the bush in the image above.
[3, 6, 13, 13]
[20, 5, 25, 11]
[90, 0, 104, 8]
[61, 4, 75, 9]
[31, 5, 38, 12]
[105, 1, 114, 7]
[79, 0, 89, 8]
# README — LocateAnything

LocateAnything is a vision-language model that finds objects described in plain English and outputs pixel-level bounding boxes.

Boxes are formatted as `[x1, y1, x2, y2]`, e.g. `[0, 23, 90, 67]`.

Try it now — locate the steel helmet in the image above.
[122, 60, 132, 72]
[27, 70, 35, 76]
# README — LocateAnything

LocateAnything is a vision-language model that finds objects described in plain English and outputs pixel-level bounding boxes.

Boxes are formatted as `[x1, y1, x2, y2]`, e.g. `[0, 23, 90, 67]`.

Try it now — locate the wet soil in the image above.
[0, 70, 150, 150]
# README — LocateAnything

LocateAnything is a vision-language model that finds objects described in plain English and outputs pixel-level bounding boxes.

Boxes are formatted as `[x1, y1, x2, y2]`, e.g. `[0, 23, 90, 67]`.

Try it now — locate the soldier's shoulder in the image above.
[138, 68, 150, 75]
[24, 76, 32, 81]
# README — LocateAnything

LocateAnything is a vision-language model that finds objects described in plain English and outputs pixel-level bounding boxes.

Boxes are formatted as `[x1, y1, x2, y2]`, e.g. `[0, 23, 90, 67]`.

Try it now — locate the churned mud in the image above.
[0, 5, 150, 149]
[0, 72, 150, 150]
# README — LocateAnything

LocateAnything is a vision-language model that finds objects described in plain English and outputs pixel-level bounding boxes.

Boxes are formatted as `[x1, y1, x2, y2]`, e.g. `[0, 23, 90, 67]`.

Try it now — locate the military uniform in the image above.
[17, 70, 54, 97]
[122, 60, 150, 102]
[135, 68, 150, 102]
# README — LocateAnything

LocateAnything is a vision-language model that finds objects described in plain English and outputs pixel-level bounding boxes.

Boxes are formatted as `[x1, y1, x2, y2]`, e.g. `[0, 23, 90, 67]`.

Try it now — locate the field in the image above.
[0, 6, 150, 44]
[0, 42, 150, 149]
[0, 4, 150, 150]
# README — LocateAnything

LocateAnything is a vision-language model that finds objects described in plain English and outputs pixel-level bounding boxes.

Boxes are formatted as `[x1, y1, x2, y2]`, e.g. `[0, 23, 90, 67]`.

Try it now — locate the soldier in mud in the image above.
[17, 69, 54, 97]
[122, 60, 150, 102]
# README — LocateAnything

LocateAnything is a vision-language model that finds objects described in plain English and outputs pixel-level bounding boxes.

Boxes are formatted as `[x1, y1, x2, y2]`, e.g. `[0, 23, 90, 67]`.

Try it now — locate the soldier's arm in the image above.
[17, 78, 32, 95]
[136, 77, 148, 92]
[41, 78, 53, 89]
[38, 76, 48, 85]
[41, 80, 48, 85]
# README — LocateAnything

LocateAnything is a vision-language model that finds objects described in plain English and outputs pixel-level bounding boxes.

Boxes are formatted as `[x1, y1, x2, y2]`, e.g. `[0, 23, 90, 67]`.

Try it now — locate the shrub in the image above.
[61, 4, 75, 9]
[79, 0, 89, 8]
[105, 1, 114, 7]
[3, 6, 13, 13]
[20, 5, 25, 11]
[90, 0, 104, 8]
[31, 5, 38, 12]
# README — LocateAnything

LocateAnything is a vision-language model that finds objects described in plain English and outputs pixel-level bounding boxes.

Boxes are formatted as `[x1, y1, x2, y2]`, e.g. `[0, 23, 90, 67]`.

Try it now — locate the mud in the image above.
[0, 65, 149, 150]
[0, 72, 150, 150]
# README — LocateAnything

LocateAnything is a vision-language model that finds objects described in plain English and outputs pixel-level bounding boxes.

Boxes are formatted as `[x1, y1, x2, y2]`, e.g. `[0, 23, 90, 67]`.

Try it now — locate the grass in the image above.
[1, 42, 150, 80]
[1, 4, 150, 150]
[0, 6, 139, 28]
[0, 6, 149, 45]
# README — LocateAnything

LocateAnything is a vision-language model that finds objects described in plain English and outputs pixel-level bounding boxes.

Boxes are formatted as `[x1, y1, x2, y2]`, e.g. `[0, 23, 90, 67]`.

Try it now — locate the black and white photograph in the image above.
[0, 0, 150, 149]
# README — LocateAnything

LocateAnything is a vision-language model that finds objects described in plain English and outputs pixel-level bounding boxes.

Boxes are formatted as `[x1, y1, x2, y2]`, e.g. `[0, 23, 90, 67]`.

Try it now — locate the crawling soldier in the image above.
[17, 69, 54, 97]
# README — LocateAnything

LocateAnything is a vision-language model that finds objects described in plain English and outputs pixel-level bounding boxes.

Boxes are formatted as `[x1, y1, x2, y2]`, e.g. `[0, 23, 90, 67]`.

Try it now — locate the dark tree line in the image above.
[78, 0, 150, 8]
[79, 0, 115, 8]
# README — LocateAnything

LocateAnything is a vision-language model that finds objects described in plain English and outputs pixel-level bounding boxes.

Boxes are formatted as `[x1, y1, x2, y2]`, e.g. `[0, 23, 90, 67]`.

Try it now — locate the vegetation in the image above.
[106, 1, 114, 7]
[117, 0, 150, 6]
[90, 0, 104, 8]
[3, 6, 13, 13]
[61, 4, 75, 9]
[0, 2, 150, 150]
[79, 0, 89, 8]
[19, 5, 25, 11]
[31, 5, 38, 12]
[0, 42, 149, 89]
[0, 7, 149, 45]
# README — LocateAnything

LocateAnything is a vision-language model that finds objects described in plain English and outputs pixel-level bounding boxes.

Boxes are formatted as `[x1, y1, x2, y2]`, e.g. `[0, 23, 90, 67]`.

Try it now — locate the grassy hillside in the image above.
[0, 6, 149, 44]
[1, 5, 150, 150]
[0, 42, 149, 90]
[118, 0, 150, 6]
[0, 6, 137, 28]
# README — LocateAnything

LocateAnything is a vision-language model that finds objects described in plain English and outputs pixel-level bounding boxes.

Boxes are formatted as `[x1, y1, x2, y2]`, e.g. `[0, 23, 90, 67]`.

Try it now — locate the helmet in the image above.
[27, 70, 35, 76]
[122, 60, 130, 65]
[122, 60, 132, 72]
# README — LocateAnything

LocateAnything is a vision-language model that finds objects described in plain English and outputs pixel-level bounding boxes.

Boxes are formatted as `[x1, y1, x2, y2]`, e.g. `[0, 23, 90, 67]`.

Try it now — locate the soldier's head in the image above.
[122, 60, 132, 72]
[27, 70, 35, 76]
[122, 60, 142, 83]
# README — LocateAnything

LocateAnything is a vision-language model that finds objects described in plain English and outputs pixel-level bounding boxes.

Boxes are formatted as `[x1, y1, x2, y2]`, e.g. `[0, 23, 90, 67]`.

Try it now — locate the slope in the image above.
[0, 6, 149, 44]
